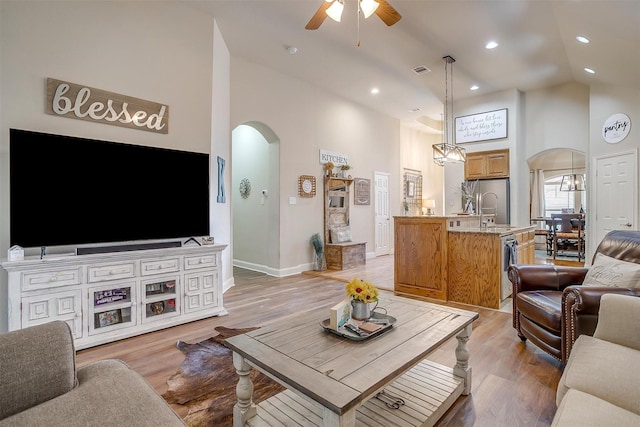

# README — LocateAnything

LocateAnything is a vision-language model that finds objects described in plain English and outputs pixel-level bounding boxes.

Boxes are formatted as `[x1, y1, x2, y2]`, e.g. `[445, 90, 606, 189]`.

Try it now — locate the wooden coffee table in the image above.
[225, 294, 478, 427]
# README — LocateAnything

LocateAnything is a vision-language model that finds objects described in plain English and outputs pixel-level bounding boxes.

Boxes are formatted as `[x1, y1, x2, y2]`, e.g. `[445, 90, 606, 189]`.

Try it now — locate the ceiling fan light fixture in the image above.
[326, 0, 344, 22]
[360, 0, 379, 18]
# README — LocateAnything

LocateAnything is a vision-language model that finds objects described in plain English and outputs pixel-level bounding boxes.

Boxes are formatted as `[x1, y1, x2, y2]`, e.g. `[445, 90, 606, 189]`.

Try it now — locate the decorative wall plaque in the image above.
[455, 108, 507, 143]
[46, 78, 169, 134]
[354, 178, 370, 205]
[298, 175, 316, 197]
[602, 113, 631, 144]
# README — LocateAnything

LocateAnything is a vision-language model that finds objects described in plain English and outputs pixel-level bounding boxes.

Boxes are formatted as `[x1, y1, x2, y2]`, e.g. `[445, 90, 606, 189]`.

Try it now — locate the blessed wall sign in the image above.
[46, 78, 169, 134]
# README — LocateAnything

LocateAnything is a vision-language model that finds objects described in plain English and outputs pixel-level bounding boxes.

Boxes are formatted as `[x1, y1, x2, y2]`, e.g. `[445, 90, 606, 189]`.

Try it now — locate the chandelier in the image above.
[433, 55, 466, 166]
[560, 152, 586, 191]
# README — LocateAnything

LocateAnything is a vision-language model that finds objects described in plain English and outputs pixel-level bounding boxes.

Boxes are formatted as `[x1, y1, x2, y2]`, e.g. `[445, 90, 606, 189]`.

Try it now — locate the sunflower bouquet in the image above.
[345, 277, 379, 303]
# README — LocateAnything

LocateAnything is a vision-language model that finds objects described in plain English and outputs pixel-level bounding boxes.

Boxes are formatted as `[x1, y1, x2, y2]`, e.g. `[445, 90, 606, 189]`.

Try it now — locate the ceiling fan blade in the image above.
[305, 1, 332, 30]
[375, 0, 402, 26]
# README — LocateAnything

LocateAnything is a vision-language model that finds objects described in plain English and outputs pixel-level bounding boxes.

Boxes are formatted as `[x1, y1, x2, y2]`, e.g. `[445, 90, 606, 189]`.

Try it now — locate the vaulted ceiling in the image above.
[189, 1, 640, 131]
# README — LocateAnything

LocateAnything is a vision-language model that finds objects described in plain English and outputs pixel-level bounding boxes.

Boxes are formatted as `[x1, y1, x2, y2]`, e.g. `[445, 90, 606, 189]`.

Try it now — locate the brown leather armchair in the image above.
[508, 230, 640, 363]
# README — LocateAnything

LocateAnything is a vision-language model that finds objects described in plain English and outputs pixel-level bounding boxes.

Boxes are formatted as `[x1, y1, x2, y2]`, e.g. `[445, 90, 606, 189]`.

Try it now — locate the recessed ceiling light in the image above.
[470, 85, 479, 91]
[584, 67, 595, 74]
[287, 46, 298, 54]
[408, 107, 421, 113]
[576, 36, 590, 44]
[370, 88, 379, 94]
[485, 41, 498, 49]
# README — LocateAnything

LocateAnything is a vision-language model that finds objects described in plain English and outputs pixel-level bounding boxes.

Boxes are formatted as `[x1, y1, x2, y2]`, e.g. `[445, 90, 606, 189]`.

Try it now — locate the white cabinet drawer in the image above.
[184, 254, 217, 270]
[21, 268, 82, 291]
[140, 258, 180, 276]
[88, 262, 136, 283]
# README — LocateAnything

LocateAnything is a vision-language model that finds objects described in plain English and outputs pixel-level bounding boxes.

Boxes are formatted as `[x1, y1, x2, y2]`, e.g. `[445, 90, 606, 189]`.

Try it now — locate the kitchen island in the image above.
[394, 215, 535, 309]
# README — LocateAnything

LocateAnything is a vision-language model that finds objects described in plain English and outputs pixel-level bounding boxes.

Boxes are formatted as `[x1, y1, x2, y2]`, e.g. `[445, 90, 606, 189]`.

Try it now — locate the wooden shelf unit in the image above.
[323, 176, 366, 270]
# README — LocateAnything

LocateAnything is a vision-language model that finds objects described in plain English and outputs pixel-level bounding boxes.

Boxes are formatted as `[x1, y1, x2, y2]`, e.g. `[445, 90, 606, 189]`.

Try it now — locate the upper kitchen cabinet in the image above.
[464, 149, 510, 180]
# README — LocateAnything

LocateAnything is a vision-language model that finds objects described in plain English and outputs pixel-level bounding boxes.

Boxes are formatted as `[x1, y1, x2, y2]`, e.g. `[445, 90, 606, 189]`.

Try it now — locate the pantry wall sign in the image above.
[46, 78, 169, 134]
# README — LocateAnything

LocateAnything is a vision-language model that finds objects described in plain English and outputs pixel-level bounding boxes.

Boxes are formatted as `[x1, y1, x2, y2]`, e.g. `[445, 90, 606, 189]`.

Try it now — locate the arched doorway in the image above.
[528, 148, 586, 256]
[231, 122, 280, 275]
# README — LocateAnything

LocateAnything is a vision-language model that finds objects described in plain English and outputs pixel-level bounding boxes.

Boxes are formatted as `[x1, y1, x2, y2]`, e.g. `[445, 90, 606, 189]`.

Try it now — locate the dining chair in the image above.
[552, 213, 585, 261]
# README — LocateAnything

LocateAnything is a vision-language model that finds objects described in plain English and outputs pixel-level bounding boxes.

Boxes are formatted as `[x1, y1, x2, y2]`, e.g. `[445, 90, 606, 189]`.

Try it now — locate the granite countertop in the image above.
[448, 225, 536, 236]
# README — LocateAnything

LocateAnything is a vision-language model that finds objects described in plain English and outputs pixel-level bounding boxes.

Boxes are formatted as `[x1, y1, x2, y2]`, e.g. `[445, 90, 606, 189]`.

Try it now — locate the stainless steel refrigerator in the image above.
[464, 178, 511, 225]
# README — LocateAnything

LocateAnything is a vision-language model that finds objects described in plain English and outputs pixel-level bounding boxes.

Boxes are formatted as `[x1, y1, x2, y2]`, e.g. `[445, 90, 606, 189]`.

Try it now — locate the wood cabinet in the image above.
[1, 244, 227, 349]
[515, 229, 536, 265]
[324, 176, 366, 270]
[447, 227, 536, 309]
[394, 217, 448, 300]
[448, 232, 502, 308]
[464, 149, 509, 179]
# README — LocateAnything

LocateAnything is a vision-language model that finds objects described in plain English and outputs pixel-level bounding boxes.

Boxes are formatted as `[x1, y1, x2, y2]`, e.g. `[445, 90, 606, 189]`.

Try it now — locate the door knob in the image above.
[621, 223, 632, 227]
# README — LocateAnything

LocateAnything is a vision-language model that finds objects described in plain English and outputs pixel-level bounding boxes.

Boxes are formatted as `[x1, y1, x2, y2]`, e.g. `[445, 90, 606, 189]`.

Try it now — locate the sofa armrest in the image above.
[508, 265, 588, 294]
[594, 293, 640, 350]
[561, 286, 640, 361]
[0, 321, 77, 421]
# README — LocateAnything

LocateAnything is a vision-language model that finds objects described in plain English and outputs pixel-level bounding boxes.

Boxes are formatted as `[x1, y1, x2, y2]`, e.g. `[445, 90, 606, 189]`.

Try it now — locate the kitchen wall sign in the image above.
[46, 78, 169, 134]
[455, 108, 508, 143]
[602, 113, 631, 144]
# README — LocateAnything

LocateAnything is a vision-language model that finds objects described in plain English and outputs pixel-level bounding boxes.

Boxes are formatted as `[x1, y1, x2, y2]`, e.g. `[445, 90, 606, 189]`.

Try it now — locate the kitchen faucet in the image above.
[478, 191, 499, 228]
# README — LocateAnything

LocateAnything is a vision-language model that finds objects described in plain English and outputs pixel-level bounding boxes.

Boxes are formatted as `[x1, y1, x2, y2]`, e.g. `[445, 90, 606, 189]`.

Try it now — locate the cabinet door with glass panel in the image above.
[89, 282, 137, 335]
[141, 276, 181, 323]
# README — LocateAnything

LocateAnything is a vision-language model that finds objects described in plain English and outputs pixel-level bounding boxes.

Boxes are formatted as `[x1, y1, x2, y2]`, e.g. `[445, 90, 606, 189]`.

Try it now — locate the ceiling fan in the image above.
[305, 0, 402, 30]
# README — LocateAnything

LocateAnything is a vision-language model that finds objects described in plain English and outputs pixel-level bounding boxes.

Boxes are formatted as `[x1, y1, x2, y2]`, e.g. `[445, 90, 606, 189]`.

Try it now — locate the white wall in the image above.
[210, 20, 233, 290]
[399, 127, 445, 215]
[232, 125, 278, 272]
[525, 82, 590, 157]
[443, 89, 526, 223]
[0, 1, 230, 330]
[586, 84, 640, 258]
[230, 57, 401, 274]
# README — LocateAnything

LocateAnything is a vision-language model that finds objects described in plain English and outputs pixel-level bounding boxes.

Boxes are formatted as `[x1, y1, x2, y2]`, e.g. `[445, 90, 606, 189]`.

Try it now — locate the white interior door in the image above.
[374, 172, 391, 256]
[592, 150, 637, 254]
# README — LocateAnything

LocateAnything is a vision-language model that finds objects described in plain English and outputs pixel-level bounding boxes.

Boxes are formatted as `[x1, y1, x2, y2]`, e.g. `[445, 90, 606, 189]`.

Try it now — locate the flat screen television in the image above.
[10, 129, 210, 249]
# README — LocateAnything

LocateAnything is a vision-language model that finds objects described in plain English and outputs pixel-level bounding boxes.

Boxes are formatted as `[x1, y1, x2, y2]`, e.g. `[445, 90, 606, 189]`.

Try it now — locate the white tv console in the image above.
[1, 244, 227, 350]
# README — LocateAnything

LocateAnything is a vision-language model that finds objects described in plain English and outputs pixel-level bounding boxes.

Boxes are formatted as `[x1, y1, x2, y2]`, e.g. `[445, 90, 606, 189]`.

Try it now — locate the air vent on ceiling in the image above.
[412, 65, 431, 75]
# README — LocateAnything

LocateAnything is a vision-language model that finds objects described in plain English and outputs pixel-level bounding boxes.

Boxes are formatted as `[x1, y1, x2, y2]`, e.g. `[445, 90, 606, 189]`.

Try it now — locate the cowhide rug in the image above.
[162, 326, 285, 427]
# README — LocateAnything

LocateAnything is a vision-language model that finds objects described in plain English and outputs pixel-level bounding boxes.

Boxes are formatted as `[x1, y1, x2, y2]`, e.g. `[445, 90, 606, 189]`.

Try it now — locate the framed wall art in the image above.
[455, 108, 508, 143]
[298, 175, 316, 197]
[354, 178, 370, 205]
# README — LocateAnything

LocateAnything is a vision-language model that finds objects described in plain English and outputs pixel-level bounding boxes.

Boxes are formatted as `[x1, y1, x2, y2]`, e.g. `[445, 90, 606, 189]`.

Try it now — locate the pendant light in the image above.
[560, 152, 586, 191]
[433, 55, 466, 166]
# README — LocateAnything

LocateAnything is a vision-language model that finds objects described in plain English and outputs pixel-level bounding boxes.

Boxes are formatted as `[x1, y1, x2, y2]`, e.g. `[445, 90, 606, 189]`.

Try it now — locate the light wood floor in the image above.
[76, 254, 577, 426]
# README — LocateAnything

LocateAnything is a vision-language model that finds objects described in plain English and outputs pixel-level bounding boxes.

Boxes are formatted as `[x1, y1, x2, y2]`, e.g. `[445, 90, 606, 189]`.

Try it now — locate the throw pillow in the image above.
[330, 226, 352, 243]
[582, 253, 640, 288]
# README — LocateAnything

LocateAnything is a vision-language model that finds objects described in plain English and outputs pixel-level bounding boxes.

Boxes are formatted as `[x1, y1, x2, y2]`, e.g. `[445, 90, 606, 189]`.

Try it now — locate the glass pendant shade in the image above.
[432, 142, 466, 166]
[560, 174, 585, 191]
[326, 0, 345, 22]
[360, 0, 379, 18]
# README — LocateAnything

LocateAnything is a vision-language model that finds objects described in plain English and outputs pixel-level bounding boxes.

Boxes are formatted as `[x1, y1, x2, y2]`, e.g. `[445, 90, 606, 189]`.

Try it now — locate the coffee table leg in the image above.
[323, 406, 356, 427]
[232, 352, 257, 427]
[453, 324, 472, 395]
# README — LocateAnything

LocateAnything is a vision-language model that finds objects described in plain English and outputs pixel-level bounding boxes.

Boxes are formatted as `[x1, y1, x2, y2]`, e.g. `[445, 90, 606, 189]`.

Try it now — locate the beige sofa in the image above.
[0, 321, 185, 426]
[552, 294, 640, 426]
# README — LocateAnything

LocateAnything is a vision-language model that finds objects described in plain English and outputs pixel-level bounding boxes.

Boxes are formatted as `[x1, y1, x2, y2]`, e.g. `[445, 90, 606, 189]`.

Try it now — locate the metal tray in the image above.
[320, 312, 396, 341]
